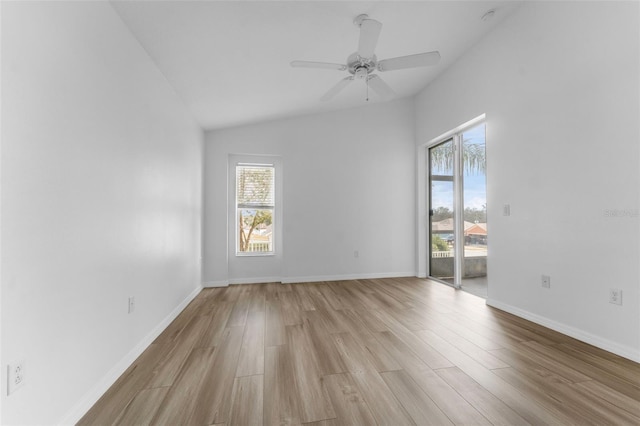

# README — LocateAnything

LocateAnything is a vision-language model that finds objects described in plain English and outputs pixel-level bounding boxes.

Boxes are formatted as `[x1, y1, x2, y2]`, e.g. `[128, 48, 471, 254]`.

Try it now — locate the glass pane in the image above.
[236, 166, 274, 207]
[429, 139, 455, 283]
[429, 140, 454, 176]
[238, 208, 273, 253]
[461, 123, 487, 297]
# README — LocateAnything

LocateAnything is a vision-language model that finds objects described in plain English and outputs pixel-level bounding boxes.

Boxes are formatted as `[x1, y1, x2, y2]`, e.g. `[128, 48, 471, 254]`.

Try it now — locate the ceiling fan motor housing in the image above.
[347, 52, 376, 79]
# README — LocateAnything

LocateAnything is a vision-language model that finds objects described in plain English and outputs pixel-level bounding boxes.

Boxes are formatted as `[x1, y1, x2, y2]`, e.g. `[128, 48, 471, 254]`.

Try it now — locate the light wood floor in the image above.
[79, 277, 640, 425]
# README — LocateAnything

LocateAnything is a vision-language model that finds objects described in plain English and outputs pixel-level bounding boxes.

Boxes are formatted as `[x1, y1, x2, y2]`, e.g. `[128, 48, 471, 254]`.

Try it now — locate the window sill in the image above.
[235, 252, 276, 258]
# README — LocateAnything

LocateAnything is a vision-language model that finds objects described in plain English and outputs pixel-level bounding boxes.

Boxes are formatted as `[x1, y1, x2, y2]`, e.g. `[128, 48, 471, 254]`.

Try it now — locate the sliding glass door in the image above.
[428, 123, 487, 296]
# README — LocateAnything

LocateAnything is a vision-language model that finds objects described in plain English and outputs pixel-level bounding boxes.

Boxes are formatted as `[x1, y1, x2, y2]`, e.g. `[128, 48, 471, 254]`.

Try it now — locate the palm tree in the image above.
[462, 141, 486, 174]
[430, 138, 485, 175]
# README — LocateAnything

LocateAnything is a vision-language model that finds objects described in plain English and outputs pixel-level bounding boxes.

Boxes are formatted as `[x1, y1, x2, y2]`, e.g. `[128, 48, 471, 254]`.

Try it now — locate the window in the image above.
[235, 163, 275, 255]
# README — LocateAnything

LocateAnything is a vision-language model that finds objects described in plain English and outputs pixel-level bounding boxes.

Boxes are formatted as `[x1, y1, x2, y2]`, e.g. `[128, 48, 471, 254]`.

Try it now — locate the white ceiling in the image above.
[111, 1, 521, 130]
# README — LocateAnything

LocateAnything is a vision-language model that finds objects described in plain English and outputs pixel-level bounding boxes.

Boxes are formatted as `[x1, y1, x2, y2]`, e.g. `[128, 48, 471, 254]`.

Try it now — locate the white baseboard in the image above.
[281, 271, 415, 284]
[486, 298, 640, 363]
[58, 285, 203, 425]
[204, 272, 416, 286]
[202, 280, 229, 288]
[228, 276, 282, 285]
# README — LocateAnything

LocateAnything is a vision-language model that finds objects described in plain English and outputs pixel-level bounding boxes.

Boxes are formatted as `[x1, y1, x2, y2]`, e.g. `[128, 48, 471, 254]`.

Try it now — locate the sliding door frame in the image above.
[419, 114, 486, 287]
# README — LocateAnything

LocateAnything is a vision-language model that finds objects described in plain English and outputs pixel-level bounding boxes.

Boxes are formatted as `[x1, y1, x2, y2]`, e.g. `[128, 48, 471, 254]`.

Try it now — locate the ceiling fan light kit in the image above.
[291, 13, 441, 102]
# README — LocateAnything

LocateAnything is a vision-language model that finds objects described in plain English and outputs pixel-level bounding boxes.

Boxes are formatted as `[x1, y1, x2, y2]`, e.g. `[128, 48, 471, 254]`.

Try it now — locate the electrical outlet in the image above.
[609, 289, 622, 305]
[7, 361, 25, 395]
[541, 275, 551, 288]
[128, 296, 135, 314]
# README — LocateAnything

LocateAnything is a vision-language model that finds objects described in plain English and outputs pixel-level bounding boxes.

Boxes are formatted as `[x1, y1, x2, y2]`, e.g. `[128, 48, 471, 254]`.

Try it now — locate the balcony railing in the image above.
[432, 251, 454, 258]
[246, 242, 272, 252]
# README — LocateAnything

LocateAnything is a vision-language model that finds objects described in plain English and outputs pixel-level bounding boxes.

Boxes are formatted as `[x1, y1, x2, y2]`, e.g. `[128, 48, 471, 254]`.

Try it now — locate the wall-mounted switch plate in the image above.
[128, 296, 135, 313]
[503, 204, 511, 216]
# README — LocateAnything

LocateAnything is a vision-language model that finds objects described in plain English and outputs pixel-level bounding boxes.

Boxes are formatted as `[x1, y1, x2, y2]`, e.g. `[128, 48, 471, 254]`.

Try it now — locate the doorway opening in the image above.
[428, 122, 487, 298]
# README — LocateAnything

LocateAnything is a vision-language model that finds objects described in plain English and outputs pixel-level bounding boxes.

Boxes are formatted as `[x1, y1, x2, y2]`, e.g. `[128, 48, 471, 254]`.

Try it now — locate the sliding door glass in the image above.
[461, 124, 487, 297]
[429, 139, 455, 284]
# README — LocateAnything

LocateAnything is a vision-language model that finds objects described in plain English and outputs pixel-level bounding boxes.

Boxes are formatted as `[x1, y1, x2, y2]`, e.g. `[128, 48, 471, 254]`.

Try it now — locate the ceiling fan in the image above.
[291, 14, 441, 102]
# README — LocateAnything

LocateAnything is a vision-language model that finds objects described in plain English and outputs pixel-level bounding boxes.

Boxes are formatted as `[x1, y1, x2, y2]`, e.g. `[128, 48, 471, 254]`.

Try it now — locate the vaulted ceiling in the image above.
[111, 1, 520, 130]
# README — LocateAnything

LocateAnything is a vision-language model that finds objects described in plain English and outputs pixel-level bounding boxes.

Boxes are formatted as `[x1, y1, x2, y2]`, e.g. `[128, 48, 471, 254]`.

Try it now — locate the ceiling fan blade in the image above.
[367, 75, 395, 99]
[377, 51, 441, 72]
[290, 61, 347, 71]
[358, 19, 382, 58]
[321, 77, 354, 102]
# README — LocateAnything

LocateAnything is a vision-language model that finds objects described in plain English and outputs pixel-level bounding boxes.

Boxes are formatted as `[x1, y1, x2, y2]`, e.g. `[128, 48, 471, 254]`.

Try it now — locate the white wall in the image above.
[415, 1, 640, 360]
[203, 99, 416, 285]
[1, 2, 203, 424]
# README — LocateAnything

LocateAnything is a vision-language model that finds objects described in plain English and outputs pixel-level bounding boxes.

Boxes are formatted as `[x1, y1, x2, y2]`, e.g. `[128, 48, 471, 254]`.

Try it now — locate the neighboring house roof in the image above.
[431, 218, 454, 232]
[431, 218, 487, 235]
[465, 223, 487, 236]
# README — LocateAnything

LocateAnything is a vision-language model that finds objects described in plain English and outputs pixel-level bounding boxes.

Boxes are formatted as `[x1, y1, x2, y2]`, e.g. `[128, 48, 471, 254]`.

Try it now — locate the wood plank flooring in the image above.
[79, 278, 640, 425]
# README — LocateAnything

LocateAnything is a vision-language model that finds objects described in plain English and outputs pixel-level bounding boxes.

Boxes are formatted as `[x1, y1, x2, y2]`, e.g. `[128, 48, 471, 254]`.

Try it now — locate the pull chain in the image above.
[366, 77, 369, 102]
